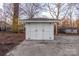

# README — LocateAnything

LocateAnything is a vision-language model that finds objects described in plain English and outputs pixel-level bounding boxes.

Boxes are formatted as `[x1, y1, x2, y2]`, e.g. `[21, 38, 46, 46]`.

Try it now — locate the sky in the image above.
[0, 3, 3, 9]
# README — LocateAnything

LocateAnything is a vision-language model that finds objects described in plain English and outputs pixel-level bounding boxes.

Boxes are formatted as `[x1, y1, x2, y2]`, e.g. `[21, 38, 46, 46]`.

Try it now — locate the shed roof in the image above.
[24, 18, 59, 23]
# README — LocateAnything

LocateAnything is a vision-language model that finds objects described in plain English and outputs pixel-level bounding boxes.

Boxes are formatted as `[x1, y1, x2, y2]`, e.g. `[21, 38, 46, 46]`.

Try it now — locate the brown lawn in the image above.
[0, 31, 25, 56]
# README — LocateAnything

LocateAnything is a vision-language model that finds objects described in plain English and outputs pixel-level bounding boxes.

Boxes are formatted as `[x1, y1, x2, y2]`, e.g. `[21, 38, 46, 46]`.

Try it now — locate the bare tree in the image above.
[74, 3, 79, 29]
[67, 3, 77, 28]
[75, 3, 79, 17]
[47, 3, 71, 35]
[47, 3, 70, 20]
[47, 3, 77, 34]
[19, 3, 45, 19]
[3, 3, 13, 19]
[3, 3, 13, 31]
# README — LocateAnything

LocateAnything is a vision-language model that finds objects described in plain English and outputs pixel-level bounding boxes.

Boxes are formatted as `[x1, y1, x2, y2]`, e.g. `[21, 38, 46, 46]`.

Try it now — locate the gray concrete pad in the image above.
[6, 36, 79, 56]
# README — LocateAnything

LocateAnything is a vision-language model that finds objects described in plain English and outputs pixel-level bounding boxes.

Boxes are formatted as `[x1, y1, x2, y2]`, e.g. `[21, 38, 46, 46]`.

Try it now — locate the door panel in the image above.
[36, 23, 42, 40]
[30, 23, 38, 39]
[43, 23, 54, 40]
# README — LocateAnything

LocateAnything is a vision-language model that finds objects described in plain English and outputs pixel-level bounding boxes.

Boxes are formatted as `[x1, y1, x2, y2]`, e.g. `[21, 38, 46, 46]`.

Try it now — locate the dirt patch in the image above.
[0, 32, 25, 56]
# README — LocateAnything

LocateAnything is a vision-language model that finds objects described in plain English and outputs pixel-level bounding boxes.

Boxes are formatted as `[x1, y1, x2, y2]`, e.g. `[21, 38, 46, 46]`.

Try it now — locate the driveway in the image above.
[6, 36, 79, 56]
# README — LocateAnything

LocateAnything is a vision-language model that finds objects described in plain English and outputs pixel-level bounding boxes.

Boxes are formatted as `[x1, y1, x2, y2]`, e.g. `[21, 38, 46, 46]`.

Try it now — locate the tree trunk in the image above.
[12, 3, 19, 32]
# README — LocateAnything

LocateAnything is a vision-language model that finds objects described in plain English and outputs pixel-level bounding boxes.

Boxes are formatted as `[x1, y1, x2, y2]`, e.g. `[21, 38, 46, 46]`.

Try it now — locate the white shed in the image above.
[25, 18, 58, 40]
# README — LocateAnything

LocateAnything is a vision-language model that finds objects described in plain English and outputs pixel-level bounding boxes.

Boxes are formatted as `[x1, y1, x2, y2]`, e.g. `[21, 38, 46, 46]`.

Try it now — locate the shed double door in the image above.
[26, 23, 54, 40]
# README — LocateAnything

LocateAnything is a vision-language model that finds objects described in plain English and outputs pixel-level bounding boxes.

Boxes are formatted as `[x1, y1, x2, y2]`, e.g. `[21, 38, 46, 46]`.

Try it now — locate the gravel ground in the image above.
[6, 35, 79, 56]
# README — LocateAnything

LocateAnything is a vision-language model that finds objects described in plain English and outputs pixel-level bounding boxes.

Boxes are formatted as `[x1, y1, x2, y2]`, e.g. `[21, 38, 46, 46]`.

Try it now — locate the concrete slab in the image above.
[6, 36, 79, 56]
